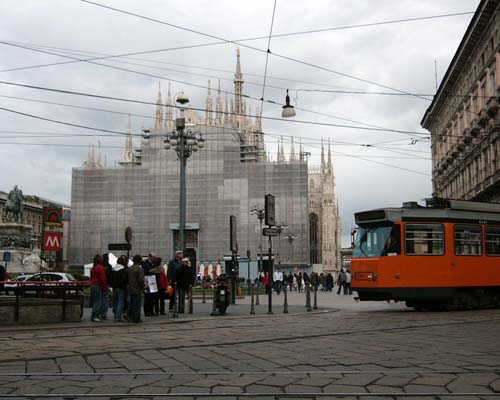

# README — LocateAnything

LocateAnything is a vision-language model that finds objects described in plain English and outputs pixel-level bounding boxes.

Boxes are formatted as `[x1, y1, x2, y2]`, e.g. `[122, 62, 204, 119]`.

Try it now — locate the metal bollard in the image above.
[202, 283, 206, 304]
[283, 285, 288, 314]
[210, 284, 218, 316]
[313, 286, 318, 310]
[267, 284, 273, 315]
[172, 283, 178, 318]
[305, 283, 312, 312]
[188, 285, 193, 314]
[255, 282, 260, 305]
[250, 284, 256, 315]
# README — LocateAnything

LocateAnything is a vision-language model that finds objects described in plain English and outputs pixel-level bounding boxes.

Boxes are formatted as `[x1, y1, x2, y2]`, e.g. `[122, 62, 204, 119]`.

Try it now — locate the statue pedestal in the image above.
[0, 223, 40, 275]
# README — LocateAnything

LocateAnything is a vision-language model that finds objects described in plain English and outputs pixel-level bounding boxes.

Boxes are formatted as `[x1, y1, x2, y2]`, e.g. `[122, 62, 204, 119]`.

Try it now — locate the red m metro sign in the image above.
[43, 232, 62, 251]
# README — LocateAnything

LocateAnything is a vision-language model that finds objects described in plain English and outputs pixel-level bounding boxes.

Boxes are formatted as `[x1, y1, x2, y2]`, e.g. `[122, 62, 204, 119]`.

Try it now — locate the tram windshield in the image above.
[353, 224, 401, 258]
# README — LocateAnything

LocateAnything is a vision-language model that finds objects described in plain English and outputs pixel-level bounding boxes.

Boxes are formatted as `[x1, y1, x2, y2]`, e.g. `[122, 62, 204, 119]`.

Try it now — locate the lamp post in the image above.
[284, 234, 298, 269]
[250, 205, 265, 274]
[147, 93, 205, 252]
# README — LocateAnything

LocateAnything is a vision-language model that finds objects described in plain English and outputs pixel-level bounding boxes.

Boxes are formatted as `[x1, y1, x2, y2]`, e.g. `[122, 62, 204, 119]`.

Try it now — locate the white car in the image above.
[27, 272, 76, 282]
[3, 274, 32, 295]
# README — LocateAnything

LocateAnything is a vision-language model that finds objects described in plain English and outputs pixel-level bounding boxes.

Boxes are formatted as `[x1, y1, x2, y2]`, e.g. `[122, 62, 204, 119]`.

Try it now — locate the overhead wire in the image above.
[78, 0, 443, 102]
[0, 80, 429, 136]
[0, 42, 430, 137]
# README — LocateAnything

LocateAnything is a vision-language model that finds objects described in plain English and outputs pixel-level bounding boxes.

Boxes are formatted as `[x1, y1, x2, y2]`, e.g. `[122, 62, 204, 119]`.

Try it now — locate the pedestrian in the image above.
[157, 259, 168, 315]
[262, 271, 271, 295]
[288, 272, 293, 291]
[297, 273, 303, 293]
[273, 268, 282, 295]
[303, 272, 310, 288]
[0, 263, 5, 294]
[128, 254, 145, 323]
[143, 253, 159, 316]
[326, 273, 334, 292]
[337, 268, 347, 295]
[345, 269, 352, 295]
[311, 271, 319, 291]
[167, 251, 183, 311]
[112, 255, 128, 322]
[90, 254, 108, 322]
[176, 258, 194, 313]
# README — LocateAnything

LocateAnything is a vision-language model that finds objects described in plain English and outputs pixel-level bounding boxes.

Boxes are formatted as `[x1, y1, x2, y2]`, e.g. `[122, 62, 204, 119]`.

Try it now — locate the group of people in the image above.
[89, 250, 195, 323]
[256, 269, 352, 295]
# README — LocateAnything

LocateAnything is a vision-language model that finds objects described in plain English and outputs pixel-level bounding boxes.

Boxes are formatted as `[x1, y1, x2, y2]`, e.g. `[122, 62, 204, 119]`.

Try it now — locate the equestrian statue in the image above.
[3, 185, 24, 223]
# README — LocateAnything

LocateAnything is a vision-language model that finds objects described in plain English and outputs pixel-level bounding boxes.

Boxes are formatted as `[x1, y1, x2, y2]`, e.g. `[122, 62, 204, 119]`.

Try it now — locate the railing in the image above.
[0, 280, 90, 322]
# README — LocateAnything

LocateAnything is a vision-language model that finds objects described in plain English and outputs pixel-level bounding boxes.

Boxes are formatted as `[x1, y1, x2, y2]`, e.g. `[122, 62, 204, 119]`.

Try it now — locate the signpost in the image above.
[229, 215, 238, 305]
[43, 232, 62, 251]
[125, 226, 133, 260]
[3, 252, 11, 274]
[264, 194, 275, 315]
[108, 243, 132, 251]
[263, 227, 279, 237]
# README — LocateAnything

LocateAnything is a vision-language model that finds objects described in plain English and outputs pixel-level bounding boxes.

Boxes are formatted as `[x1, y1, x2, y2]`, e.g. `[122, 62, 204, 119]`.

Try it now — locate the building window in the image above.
[486, 226, 500, 256]
[405, 224, 445, 255]
[309, 213, 320, 264]
[455, 225, 482, 256]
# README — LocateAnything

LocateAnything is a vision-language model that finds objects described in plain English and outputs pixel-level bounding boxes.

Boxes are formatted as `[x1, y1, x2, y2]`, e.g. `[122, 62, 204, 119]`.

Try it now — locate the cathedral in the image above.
[71, 50, 341, 276]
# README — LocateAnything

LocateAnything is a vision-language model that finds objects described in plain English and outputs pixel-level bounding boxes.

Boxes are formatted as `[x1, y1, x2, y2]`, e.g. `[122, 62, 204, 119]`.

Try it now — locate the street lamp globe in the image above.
[175, 92, 190, 106]
[281, 89, 296, 118]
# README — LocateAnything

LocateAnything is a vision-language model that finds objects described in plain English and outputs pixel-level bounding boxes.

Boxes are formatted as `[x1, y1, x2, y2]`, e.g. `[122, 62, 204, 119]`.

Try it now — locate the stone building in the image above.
[0, 191, 70, 267]
[308, 140, 341, 275]
[421, 0, 500, 201]
[70, 50, 340, 273]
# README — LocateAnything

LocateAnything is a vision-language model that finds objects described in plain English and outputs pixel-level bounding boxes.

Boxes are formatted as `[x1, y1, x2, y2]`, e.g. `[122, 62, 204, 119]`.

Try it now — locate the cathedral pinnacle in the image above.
[155, 82, 163, 129]
[327, 138, 332, 173]
[234, 48, 244, 116]
[290, 137, 297, 161]
[205, 79, 213, 125]
[125, 114, 133, 163]
[164, 82, 173, 129]
[321, 138, 325, 171]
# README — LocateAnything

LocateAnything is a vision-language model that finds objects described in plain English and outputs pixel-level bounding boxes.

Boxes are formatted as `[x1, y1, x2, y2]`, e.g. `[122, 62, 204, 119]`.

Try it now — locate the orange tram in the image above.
[351, 198, 500, 310]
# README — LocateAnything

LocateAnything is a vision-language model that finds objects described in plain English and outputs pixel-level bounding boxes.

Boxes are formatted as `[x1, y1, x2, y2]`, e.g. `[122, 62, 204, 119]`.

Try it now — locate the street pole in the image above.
[178, 124, 186, 252]
[259, 216, 263, 273]
[267, 235, 273, 315]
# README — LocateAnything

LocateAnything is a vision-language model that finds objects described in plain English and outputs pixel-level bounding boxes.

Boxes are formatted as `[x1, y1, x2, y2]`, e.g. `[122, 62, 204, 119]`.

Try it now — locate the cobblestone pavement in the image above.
[1, 291, 500, 399]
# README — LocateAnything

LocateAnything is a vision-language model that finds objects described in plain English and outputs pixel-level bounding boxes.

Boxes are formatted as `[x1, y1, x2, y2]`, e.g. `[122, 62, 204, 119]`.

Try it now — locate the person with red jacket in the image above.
[263, 271, 271, 295]
[157, 261, 169, 315]
[90, 254, 108, 322]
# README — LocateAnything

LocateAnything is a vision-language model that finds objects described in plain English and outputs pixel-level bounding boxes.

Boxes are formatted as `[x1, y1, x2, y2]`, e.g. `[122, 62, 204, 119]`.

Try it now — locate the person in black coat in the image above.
[176, 258, 195, 313]
[167, 251, 183, 311]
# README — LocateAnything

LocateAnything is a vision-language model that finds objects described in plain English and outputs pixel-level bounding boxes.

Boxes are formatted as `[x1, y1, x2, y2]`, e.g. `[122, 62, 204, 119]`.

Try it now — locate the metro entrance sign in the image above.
[43, 232, 62, 251]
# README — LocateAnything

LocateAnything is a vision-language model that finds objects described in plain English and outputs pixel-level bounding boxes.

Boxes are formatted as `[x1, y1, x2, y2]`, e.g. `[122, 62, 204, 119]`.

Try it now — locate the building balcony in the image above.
[486, 96, 499, 118]
[477, 110, 490, 127]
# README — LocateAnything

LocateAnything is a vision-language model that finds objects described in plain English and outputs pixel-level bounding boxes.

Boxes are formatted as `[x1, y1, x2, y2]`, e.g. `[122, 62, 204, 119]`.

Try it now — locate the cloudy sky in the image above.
[0, 0, 479, 245]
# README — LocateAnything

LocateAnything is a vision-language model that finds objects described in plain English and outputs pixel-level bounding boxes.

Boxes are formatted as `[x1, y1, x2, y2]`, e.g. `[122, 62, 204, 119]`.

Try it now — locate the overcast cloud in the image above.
[0, 0, 478, 245]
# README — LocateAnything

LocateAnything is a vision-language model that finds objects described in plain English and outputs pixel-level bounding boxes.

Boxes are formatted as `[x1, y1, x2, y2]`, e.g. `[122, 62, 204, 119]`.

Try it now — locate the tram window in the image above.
[405, 224, 444, 255]
[486, 226, 500, 256]
[454, 225, 482, 256]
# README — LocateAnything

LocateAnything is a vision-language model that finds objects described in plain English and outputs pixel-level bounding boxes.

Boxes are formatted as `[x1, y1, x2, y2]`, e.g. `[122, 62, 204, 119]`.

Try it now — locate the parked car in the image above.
[4, 274, 32, 295]
[27, 272, 76, 282]
[15, 272, 79, 297]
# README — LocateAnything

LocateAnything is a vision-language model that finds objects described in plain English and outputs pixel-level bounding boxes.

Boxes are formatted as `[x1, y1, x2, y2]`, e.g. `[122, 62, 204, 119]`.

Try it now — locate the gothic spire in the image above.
[278, 136, 286, 162]
[234, 48, 244, 115]
[164, 82, 173, 129]
[96, 141, 102, 168]
[205, 79, 213, 125]
[299, 137, 303, 161]
[224, 93, 229, 124]
[125, 114, 133, 162]
[321, 138, 325, 172]
[290, 137, 297, 161]
[327, 138, 332, 173]
[155, 82, 163, 129]
[216, 79, 223, 125]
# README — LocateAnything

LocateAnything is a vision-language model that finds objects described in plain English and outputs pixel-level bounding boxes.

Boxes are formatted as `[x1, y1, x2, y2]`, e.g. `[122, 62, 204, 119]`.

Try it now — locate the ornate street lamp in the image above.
[250, 204, 265, 273]
[145, 93, 205, 252]
[284, 233, 298, 268]
[281, 89, 296, 118]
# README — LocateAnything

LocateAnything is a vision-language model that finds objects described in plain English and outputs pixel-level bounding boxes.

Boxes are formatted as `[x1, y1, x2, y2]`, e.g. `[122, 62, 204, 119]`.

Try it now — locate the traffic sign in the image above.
[44, 208, 63, 227]
[263, 227, 278, 237]
[125, 226, 133, 243]
[265, 194, 275, 226]
[3, 252, 11, 262]
[43, 232, 62, 251]
[108, 243, 132, 251]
